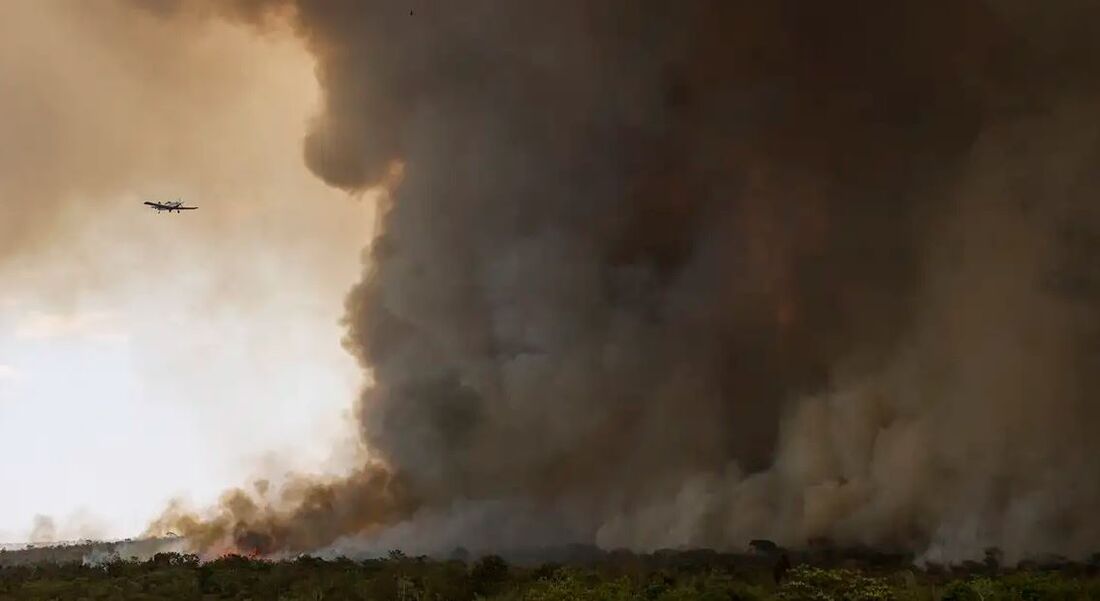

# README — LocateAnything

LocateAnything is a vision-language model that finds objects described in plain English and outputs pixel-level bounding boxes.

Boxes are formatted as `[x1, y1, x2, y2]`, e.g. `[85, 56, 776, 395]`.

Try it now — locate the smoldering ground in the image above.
[140, 0, 1100, 563]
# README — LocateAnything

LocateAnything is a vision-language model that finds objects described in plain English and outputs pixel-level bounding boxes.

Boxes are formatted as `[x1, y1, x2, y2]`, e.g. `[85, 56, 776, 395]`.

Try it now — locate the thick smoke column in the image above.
[148, 0, 1100, 561]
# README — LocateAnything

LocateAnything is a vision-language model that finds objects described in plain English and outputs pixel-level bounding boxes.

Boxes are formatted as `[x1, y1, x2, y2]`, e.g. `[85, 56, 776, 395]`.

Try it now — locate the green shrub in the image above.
[777, 566, 896, 601]
[943, 572, 1088, 601]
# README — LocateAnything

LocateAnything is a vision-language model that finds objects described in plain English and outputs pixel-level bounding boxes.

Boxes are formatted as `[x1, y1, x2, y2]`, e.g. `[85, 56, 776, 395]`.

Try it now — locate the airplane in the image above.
[143, 199, 197, 213]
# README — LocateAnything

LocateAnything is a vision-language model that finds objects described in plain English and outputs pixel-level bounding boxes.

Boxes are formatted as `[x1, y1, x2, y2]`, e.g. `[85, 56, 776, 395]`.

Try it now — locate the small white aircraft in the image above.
[143, 199, 197, 213]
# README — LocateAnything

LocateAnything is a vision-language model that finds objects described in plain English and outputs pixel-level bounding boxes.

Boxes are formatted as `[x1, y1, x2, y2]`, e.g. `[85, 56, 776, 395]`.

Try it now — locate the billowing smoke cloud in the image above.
[147, 0, 1100, 562]
[147, 462, 416, 554]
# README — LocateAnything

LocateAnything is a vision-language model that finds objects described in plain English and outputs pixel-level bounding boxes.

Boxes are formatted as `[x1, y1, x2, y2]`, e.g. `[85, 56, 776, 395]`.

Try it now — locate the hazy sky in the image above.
[0, 1, 374, 542]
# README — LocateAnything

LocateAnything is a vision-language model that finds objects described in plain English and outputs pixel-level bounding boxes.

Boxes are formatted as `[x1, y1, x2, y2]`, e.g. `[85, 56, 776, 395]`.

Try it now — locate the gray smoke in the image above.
[28, 515, 57, 545]
[145, 0, 1100, 562]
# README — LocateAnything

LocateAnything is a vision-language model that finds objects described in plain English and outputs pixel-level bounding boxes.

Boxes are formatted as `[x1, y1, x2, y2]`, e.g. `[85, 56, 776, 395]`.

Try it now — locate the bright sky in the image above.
[0, 2, 374, 543]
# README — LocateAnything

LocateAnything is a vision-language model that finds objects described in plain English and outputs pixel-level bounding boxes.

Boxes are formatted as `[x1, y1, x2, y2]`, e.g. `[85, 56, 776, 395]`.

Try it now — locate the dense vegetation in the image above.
[2, 547, 1099, 600]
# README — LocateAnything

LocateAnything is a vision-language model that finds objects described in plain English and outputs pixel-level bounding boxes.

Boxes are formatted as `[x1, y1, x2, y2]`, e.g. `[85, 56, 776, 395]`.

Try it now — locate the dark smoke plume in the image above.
[144, 0, 1100, 562]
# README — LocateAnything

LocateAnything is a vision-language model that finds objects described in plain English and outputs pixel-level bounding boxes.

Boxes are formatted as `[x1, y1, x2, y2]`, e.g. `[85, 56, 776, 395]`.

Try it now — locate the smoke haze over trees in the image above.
[142, 0, 1100, 563]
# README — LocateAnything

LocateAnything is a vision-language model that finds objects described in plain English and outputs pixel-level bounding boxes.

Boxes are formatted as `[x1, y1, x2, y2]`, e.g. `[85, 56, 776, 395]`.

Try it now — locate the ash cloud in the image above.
[147, 0, 1100, 561]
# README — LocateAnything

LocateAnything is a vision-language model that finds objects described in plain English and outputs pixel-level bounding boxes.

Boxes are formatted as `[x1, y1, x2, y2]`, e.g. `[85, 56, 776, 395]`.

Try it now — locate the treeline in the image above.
[2, 548, 1100, 600]
[0, 537, 175, 568]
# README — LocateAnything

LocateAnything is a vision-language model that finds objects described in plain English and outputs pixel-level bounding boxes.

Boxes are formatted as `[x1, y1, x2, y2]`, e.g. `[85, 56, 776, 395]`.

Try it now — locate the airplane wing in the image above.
[142, 201, 196, 210]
